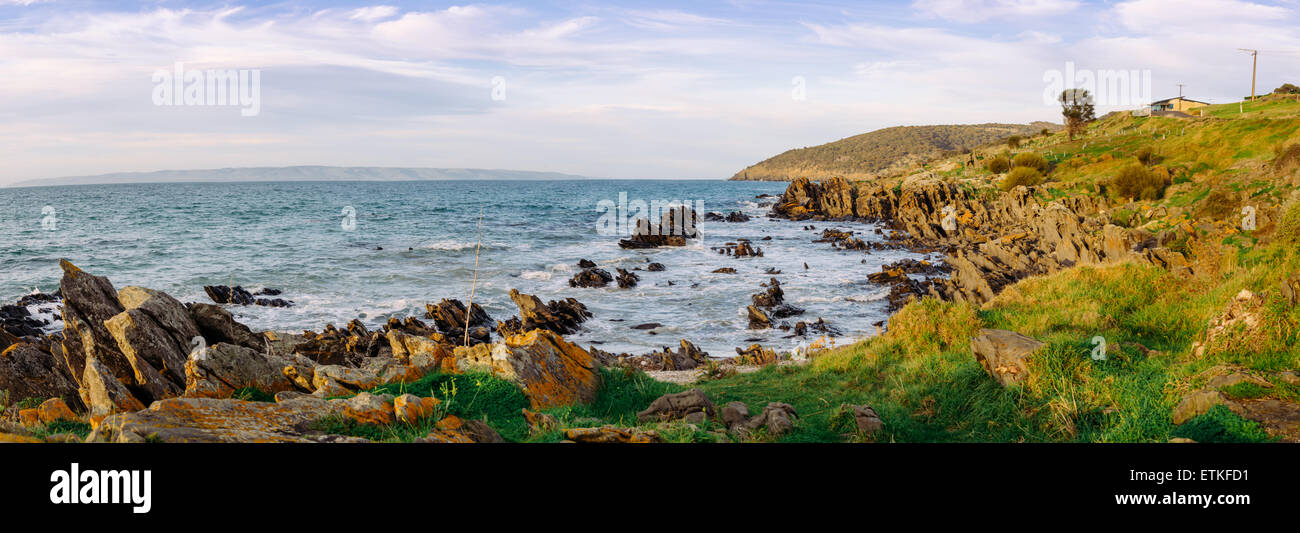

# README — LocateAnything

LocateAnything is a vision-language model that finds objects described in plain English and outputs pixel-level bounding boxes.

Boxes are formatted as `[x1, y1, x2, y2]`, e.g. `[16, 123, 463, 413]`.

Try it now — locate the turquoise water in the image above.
[0, 180, 925, 356]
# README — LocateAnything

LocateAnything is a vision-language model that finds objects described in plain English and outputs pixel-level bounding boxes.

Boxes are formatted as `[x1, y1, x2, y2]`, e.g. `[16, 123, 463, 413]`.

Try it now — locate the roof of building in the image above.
[1151, 97, 1209, 105]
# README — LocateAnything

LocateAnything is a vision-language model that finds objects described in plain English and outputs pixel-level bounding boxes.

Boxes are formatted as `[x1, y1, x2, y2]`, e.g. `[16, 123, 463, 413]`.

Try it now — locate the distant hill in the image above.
[730, 122, 1059, 181]
[8, 166, 596, 187]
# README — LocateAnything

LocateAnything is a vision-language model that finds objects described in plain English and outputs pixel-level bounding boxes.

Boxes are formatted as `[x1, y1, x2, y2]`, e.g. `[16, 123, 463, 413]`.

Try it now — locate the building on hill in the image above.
[1150, 97, 1209, 113]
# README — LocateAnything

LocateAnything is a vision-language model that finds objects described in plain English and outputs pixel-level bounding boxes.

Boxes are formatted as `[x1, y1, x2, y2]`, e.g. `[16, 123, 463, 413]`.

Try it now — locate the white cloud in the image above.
[912, 0, 1081, 23]
[348, 6, 399, 22]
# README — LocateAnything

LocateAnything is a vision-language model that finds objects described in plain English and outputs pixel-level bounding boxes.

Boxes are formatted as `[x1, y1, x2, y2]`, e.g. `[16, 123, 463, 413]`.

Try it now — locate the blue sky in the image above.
[1, 0, 1297, 183]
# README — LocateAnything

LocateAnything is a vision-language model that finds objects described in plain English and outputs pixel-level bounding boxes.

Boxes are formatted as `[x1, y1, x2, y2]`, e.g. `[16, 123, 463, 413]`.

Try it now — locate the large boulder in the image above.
[183, 342, 304, 399]
[58, 259, 130, 388]
[104, 286, 203, 401]
[637, 389, 715, 422]
[79, 356, 146, 418]
[188, 303, 263, 351]
[0, 342, 82, 411]
[970, 329, 1044, 387]
[86, 396, 358, 443]
[457, 329, 602, 410]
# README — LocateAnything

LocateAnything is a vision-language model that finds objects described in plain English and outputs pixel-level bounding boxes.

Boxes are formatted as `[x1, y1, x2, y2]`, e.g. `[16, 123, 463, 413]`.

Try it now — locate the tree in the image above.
[1059, 89, 1096, 140]
[1275, 83, 1300, 95]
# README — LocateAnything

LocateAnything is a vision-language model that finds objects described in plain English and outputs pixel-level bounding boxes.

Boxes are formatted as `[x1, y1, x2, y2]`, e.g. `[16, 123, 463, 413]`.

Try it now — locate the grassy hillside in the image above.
[730, 122, 1057, 181]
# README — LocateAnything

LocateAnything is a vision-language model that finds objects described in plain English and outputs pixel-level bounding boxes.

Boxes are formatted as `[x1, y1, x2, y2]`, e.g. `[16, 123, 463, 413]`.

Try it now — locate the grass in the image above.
[29, 420, 92, 441]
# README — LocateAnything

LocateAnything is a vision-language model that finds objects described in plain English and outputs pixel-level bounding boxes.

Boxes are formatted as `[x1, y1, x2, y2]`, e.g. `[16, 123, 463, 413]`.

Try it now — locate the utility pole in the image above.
[1238, 48, 1258, 101]
[1177, 84, 1185, 99]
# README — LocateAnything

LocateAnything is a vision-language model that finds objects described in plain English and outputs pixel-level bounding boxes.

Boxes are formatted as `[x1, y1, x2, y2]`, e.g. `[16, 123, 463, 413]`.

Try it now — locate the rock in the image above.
[87, 396, 350, 443]
[58, 259, 131, 390]
[417, 415, 504, 443]
[577, 259, 598, 269]
[80, 356, 146, 418]
[647, 263, 665, 272]
[183, 342, 303, 399]
[843, 404, 883, 437]
[720, 402, 750, 429]
[732, 344, 780, 366]
[740, 402, 798, 437]
[337, 392, 396, 425]
[458, 329, 602, 410]
[970, 329, 1044, 386]
[497, 289, 592, 336]
[522, 408, 559, 434]
[393, 394, 440, 424]
[291, 324, 370, 366]
[188, 303, 263, 351]
[618, 205, 699, 248]
[704, 211, 750, 222]
[385, 330, 454, 372]
[589, 339, 708, 371]
[204, 285, 293, 307]
[1172, 390, 1233, 425]
[751, 278, 784, 308]
[0, 342, 82, 412]
[104, 286, 204, 401]
[425, 299, 493, 346]
[637, 389, 716, 422]
[712, 267, 737, 274]
[769, 303, 804, 319]
[16, 398, 78, 428]
[615, 268, 640, 289]
[565, 426, 660, 443]
[746, 306, 771, 330]
[569, 268, 613, 288]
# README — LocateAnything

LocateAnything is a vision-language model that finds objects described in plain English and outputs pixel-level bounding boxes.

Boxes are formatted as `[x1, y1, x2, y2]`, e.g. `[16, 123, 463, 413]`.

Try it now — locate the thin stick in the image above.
[463, 207, 484, 347]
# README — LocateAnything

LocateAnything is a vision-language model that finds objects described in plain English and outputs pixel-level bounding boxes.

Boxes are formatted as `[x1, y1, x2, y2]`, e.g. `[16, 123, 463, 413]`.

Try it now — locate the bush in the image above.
[1134, 145, 1158, 165]
[1011, 151, 1049, 173]
[986, 154, 1012, 174]
[1040, 128, 1050, 136]
[1277, 199, 1300, 247]
[1007, 135, 1022, 149]
[1192, 188, 1238, 220]
[1109, 163, 1168, 200]
[1275, 83, 1300, 95]
[1000, 167, 1044, 191]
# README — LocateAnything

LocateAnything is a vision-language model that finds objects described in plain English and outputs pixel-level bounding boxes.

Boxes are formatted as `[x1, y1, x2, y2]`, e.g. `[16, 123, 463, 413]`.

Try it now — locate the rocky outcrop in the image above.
[636, 389, 716, 423]
[203, 285, 293, 307]
[104, 286, 202, 401]
[618, 206, 699, 248]
[456, 329, 602, 410]
[746, 306, 771, 330]
[970, 329, 1044, 387]
[183, 342, 304, 399]
[424, 299, 492, 346]
[773, 178, 1195, 308]
[496, 290, 591, 336]
[615, 268, 639, 289]
[87, 396, 357, 443]
[732, 344, 781, 366]
[565, 426, 660, 443]
[569, 267, 613, 288]
[189, 303, 263, 351]
[590, 339, 709, 371]
[0, 342, 82, 411]
[735, 402, 799, 438]
[704, 211, 751, 222]
[417, 415, 504, 443]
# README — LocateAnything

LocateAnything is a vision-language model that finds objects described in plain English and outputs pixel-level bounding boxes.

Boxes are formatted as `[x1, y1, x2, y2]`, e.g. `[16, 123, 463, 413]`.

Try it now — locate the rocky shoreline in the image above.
[771, 176, 1198, 312]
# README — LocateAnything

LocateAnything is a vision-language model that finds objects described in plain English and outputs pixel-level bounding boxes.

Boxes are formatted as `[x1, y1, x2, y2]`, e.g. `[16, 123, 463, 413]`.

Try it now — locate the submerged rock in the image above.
[204, 285, 293, 307]
[618, 206, 700, 249]
[569, 267, 614, 288]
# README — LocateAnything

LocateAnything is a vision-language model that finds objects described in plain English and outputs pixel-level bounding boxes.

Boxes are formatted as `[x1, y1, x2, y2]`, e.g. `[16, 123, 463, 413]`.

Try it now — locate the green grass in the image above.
[1170, 405, 1275, 443]
[231, 387, 275, 402]
[29, 420, 92, 441]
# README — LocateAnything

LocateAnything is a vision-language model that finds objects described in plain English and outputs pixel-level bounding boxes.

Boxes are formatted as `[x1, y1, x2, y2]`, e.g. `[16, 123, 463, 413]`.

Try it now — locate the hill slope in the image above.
[8, 166, 595, 187]
[730, 122, 1057, 181]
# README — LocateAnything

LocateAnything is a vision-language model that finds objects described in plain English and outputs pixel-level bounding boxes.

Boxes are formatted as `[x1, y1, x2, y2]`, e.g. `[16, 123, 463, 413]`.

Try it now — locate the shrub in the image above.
[986, 154, 1012, 174]
[1275, 83, 1300, 95]
[1192, 188, 1238, 220]
[1134, 145, 1158, 165]
[1040, 128, 1050, 136]
[1011, 151, 1049, 173]
[1000, 167, 1044, 191]
[1277, 199, 1300, 247]
[1109, 163, 1168, 200]
[1007, 135, 1022, 149]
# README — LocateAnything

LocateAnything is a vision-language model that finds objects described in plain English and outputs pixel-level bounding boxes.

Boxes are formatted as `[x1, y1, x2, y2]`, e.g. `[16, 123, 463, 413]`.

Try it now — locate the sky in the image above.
[1, 0, 1297, 184]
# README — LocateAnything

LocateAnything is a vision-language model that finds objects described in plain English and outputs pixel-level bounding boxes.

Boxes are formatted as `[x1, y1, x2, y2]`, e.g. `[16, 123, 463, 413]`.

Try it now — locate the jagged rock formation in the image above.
[774, 177, 1196, 308]
[590, 339, 709, 371]
[618, 205, 699, 248]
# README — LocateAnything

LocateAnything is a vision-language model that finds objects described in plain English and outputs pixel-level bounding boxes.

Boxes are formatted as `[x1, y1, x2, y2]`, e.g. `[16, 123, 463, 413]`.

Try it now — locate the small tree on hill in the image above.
[1060, 89, 1096, 140]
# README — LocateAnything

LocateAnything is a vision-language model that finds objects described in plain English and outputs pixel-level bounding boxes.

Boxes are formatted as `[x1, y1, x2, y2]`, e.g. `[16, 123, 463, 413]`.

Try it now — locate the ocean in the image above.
[0, 179, 926, 356]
